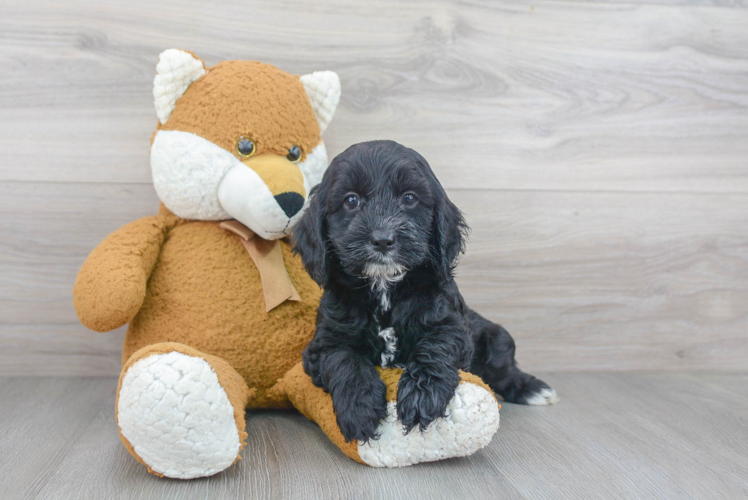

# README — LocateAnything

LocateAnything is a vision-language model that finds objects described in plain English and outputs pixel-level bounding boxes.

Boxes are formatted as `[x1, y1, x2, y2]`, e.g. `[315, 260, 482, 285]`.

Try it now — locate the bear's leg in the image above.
[280, 363, 500, 467]
[116, 342, 252, 479]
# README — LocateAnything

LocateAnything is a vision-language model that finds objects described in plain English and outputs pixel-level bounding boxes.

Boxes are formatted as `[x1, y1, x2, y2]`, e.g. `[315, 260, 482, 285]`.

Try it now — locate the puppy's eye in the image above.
[287, 145, 302, 163]
[402, 193, 417, 207]
[344, 194, 360, 210]
[236, 137, 256, 158]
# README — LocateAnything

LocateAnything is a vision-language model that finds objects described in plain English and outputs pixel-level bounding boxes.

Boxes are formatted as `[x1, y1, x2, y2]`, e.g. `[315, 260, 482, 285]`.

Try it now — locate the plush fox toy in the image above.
[73, 49, 500, 479]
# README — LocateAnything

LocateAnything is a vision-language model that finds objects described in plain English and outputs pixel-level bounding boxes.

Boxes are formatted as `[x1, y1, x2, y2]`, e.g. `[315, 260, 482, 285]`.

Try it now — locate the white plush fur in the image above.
[151, 129, 329, 239]
[300, 71, 341, 134]
[297, 142, 329, 198]
[217, 162, 291, 240]
[151, 130, 234, 221]
[117, 352, 241, 479]
[358, 382, 500, 467]
[153, 49, 206, 124]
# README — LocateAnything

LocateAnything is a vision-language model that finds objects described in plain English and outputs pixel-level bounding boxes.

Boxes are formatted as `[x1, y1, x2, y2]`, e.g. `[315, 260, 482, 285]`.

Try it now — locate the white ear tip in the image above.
[300, 71, 341, 134]
[153, 49, 206, 124]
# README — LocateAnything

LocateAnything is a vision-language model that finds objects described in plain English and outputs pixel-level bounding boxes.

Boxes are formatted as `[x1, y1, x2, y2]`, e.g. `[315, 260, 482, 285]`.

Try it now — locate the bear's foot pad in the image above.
[117, 351, 241, 479]
[358, 382, 500, 467]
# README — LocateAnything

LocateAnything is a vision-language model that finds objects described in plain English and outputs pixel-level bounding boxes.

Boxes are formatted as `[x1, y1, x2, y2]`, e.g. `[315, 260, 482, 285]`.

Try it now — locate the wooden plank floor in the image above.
[1, 372, 746, 499]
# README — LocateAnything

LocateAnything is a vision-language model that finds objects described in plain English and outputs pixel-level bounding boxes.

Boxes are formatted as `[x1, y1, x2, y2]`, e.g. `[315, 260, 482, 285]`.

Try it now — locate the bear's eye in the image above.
[236, 138, 256, 157]
[287, 145, 302, 163]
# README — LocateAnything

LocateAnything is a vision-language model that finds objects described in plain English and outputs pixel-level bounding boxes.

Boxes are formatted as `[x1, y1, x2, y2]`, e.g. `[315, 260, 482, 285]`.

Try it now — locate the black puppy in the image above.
[292, 140, 557, 443]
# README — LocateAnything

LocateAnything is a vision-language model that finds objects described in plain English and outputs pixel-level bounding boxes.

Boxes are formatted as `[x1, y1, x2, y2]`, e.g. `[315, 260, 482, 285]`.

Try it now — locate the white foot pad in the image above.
[358, 382, 500, 467]
[117, 351, 241, 479]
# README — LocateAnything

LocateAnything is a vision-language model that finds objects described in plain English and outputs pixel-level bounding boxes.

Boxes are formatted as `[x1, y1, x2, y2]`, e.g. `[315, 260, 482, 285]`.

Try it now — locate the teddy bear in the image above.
[73, 49, 500, 479]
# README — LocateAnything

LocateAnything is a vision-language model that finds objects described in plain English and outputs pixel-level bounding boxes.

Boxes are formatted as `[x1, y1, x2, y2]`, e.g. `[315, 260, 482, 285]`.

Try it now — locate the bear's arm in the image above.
[73, 215, 170, 332]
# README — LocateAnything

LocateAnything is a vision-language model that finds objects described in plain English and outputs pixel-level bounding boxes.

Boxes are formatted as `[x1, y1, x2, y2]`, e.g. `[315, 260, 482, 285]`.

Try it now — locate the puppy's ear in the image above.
[292, 180, 330, 285]
[430, 183, 469, 281]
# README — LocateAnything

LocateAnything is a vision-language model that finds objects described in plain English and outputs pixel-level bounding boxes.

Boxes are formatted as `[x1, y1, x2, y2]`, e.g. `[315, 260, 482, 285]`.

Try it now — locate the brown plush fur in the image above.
[126, 207, 322, 409]
[159, 60, 321, 162]
[74, 54, 498, 474]
[76, 204, 323, 409]
[73, 55, 339, 472]
[73, 214, 167, 333]
[281, 363, 364, 463]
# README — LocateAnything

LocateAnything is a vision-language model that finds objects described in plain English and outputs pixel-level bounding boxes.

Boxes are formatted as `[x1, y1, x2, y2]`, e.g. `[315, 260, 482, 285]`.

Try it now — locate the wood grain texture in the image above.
[579, 0, 747, 6]
[1, 0, 747, 375]
[1, 0, 747, 191]
[453, 189, 748, 371]
[2, 182, 747, 375]
[0, 373, 746, 499]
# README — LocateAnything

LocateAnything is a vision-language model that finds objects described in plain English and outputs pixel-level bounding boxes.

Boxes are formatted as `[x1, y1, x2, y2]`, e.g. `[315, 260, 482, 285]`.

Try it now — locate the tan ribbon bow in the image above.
[220, 220, 301, 312]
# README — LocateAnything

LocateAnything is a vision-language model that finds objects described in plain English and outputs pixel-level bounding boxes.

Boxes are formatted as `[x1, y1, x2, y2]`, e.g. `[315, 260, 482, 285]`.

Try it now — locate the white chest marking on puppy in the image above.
[378, 327, 397, 368]
[363, 262, 406, 366]
[363, 263, 406, 313]
[378, 284, 391, 311]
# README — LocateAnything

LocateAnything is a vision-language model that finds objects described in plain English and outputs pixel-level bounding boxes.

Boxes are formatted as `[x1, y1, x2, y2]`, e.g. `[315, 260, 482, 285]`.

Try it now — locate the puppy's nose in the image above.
[370, 230, 396, 253]
[274, 192, 305, 218]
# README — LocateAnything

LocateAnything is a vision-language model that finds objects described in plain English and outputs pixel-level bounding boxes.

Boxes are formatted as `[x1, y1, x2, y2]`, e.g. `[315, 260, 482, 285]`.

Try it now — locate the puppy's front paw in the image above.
[396, 366, 458, 433]
[302, 347, 324, 387]
[332, 380, 388, 443]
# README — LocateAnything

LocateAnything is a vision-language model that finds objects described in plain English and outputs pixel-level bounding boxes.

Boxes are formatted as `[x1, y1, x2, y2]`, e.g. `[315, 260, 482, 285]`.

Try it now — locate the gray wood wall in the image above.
[1, 0, 747, 376]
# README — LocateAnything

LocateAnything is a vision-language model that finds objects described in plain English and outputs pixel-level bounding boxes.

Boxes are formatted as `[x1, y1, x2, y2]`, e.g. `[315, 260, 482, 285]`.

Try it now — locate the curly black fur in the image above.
[293, 140, 556, 442]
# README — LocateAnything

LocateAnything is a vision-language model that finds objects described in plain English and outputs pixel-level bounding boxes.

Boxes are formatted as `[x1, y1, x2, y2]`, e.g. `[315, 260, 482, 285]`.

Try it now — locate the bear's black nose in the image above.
[274, 192, 305, 218]
[370, 230, 396, 253]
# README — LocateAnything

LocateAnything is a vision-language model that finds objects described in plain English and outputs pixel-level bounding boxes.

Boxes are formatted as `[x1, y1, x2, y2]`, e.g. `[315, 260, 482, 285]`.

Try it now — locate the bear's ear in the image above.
[153, 49, 207, 124]
[300, 71, 341, 134]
